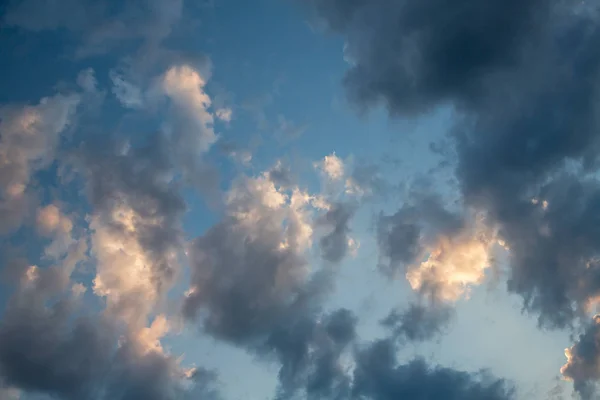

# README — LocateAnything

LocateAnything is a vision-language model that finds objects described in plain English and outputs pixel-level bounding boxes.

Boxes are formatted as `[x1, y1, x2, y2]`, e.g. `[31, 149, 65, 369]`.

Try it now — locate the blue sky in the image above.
[1, 1, 599, 399]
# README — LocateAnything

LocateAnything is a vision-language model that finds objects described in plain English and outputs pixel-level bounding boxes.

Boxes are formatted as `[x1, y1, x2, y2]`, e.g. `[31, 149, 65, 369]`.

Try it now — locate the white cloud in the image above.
[161, 64, 217, 154]
[216, 107, 233, 122]
[315, 152, 345, 182]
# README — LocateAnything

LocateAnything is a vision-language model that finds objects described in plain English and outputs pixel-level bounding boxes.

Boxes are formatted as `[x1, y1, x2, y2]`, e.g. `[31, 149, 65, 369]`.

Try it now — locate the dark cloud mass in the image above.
[263, 308, 514, 400]
[311, 0, 600, 329]
[353, 339, 515, 400]
[560, 315, 600, 399]
[308, 0, 548, 115]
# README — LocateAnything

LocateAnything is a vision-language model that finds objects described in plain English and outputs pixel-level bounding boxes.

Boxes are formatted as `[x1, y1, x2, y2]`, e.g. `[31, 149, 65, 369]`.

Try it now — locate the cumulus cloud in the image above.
[352, 339, 515, 400]
[261, 307, 514, 400]
[307, 1, 600, 394]
[161, 64, 217, 156]
[0, 284, 218, 400]
[561, 315, 600, 399]
[83, 136, 186, 329]
[183, 169, 323, 343]
[308, 0, 600, 332]
[377, 189, 498, 303]
[0, 210, 217, 400]
[0, 92, 80, 232]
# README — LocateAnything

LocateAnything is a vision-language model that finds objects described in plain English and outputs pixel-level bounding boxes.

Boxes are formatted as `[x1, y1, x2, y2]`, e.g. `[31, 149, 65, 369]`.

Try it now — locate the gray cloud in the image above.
[561, 315, 600, 399]
[352, 339, 515, 400]
[183, 173, 320, 344]
[260, 306, 514, 400]
[0, 263, 219, 400]
[309, 0, 600, 332]
[317, 202, 356, 263]
[264, 308, 357, 400]
[307, 0, 548, 116]
[80, 131, 186, 327]
[381, 303, 454, 343]
[376, 189, 464, 278]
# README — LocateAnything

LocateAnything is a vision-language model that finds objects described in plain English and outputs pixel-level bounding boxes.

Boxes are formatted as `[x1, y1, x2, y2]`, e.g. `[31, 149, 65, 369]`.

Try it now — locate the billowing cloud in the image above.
[265, 308, 357, 400]
[262, 307, 514, 400]
[183, 170, 323, 343]
[561, 315, 600, 399]
[309, 0, 600, 332]
[0, 277, 219, 400]
[308, 1, 600, 395]
[161, 64, 217, 157]
[352, 339, 515, 400]
[0, 92, 80, 232]
[215, 108, 233, 123]
[83, 136, 186, 329]
[377, 189, 498, 303]
[306, 0, 547, 116]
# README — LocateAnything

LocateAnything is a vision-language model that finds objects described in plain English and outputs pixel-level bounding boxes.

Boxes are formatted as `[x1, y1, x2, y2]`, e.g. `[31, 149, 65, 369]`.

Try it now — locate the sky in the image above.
[2, 0, 600, 399]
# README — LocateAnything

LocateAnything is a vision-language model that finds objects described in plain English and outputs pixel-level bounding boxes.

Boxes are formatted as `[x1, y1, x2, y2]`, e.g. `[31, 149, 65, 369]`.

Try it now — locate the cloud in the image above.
[215, 108, 233, 123]
[265, 308, 357, 400]
[110, 71, 145, 109]
[306, 0, 548, 116]
[381, 303, 454, 343]
[316, 202, 358, 263]
[183, 170, 323, 343]
[3, 0, 185, 58]
[309, 0, 600, 333]
[315, 152, 345, 182]
[561, 315, 600, 399]
[161, 64, 217, 156]
[377, 188, 497, 303]
[82, 135, 186, 328]
[0, 289, 218, 400]
[261, 307, 514, 400]
[352, 339, 515, 400]
[0, 92, 80, 232]
[0, 226, 218, 400]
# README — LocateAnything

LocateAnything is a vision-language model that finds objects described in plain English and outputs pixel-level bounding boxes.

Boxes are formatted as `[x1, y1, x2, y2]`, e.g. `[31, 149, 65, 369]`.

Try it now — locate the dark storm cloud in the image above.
[382, 303, 454, 342]
[353, 339, 515, 400]
[310, 0, 600, 331]
[307, 0, 548, 116]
